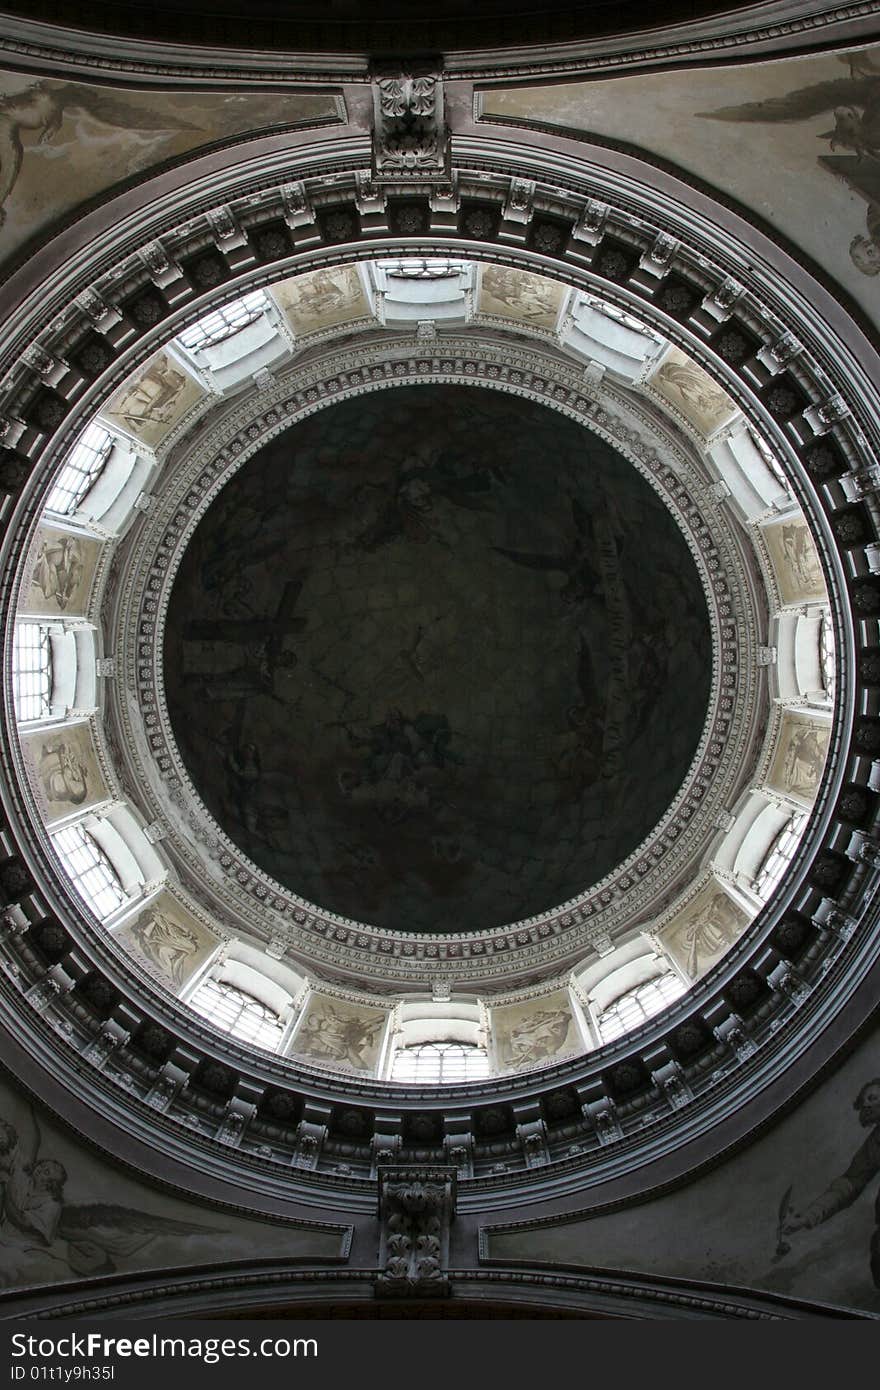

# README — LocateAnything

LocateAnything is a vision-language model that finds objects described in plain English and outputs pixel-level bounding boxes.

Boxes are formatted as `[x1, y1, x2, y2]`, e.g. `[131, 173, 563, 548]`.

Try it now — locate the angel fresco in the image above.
[0, 80, 200, 227]
[493, 496, 605, 609]
[0, 1107, 210, 1286]
[697, 52, 880, 276]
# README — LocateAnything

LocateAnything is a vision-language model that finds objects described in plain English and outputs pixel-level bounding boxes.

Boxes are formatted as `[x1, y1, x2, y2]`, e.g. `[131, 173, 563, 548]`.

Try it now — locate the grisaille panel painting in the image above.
[492, 990, 579, 1072]
[484, 1021, 880, 1313]
[762, 518, 826, 605]
[102, 350, 205, 449]
[20, 721, 108, 824]
[647, 348, 738, 437]
[0, 1070, 345, 1292]
[271, 265, 370, 335]
[113, 892, 220, 994]
[767, 713, 831, 803]
[20, 527, 102, 617]
[164, 384, 711, 936]
[290, 993, 387, 1074]
[656, 879, 751, 982]
[477, 264, 565, 330]
[0, 71, 339, 266]
[482, 44, 880, 321]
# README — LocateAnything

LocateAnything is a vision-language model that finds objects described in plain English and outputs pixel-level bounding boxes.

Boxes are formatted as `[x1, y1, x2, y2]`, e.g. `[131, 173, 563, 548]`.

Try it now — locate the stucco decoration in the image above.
[646, 348, 738, 437]
[483, 1023, 880, 1314]
[477, 264, 565, 331]
[655, 879, 751, 981]
[0, 72, 339, 265]
[767, 712, 831, 803]
[19, 527, 101, 617]
[482, 45, 880, 320]
[762, 517, 827, 605]
[290, 992, 387, 1074]
[20, 721, 108, 824]
[164, 383, 712, 935]
[101, 350, 204, 450]
[491, 990, 579, 1072]
[112, 891, 219, 993]
[270, 266, 370, 337]
[0, 1070, 346, 1293]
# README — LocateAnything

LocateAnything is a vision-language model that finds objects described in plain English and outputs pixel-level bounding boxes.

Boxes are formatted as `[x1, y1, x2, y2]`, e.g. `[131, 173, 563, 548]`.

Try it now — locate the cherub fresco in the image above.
[0, 1107, 209, 1286]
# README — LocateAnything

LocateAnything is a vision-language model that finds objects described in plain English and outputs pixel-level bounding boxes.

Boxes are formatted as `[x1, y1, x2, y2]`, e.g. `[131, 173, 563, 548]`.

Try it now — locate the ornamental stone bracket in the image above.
[376, 1167, 456, 1298]
[371, 66, 448, 182]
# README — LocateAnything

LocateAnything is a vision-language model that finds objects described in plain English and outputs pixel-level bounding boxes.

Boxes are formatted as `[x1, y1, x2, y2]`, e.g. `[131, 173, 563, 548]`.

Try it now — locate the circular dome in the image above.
[164, 384, 711, 933]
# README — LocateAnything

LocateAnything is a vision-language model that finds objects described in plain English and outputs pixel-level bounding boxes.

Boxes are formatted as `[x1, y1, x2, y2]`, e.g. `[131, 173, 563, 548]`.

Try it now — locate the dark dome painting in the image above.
[164, 384, 712, 933]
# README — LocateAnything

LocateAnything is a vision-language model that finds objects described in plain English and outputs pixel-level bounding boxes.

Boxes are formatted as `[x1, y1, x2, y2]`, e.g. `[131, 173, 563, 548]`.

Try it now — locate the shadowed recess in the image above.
[164, 384, 712, 933]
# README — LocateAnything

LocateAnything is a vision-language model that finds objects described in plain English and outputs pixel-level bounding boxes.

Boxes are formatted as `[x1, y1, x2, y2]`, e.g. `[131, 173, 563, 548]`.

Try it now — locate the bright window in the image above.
[53, 823, 127, 919]
[45, 422, 113, 516]
[578, 292, 659, 337]
[595, 972, 686, 1045]
[177, 291, 269, 351]
[382, 259, 467, 280]
[13, 623, 51, 722]
[819, 612, 836, 696]
[391, 1041, 490, 1085]
[188, 975, 284, 1053]
[753, 814, 806, 900]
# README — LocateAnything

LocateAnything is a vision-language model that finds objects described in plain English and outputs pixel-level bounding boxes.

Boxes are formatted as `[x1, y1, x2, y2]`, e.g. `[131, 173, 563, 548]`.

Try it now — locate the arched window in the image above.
[13, 624, 51, 721]
[391, 1041, 490, 1085]
[595, 971, 686, 1045]
[188, 975, 285, 1053]
[45, 422, 113, 516]
[177, 291, 269, 351]
[753, 813, 806, 900]
[52, 823, 128, 919]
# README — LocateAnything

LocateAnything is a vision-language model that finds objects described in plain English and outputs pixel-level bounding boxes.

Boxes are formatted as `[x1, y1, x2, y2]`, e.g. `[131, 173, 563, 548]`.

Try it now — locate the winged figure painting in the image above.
[0, 79, 200, 226]
[0, 1106, 213, 1285]
[492, 496, 604, 608]
[697, 53, 880, 160]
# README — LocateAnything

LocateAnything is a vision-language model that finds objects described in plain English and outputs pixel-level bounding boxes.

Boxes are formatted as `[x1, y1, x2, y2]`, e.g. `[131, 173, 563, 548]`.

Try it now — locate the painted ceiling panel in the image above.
[483, 44, 880, 323]
[164, 383, 712, 935]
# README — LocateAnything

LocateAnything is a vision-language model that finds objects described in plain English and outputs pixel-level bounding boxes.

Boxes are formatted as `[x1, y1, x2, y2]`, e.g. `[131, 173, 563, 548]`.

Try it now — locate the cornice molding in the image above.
[0, 125, 874, 1214]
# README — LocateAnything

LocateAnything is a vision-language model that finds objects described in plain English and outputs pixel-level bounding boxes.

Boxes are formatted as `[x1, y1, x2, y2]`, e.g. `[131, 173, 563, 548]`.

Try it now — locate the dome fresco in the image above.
[164, 383, 712, 933]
